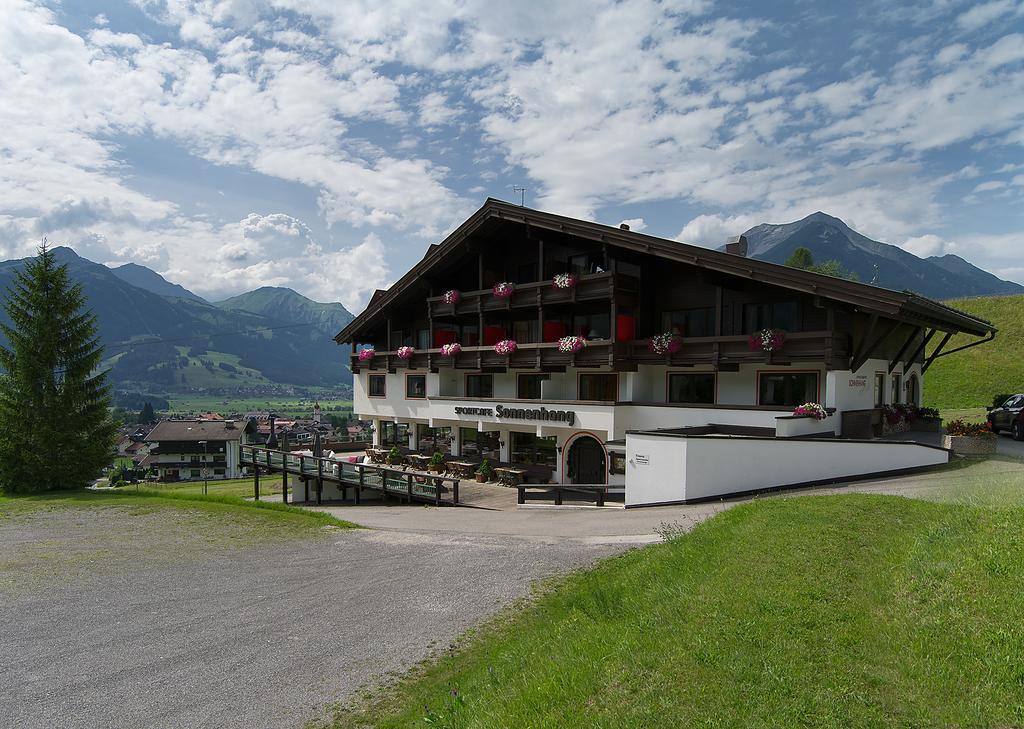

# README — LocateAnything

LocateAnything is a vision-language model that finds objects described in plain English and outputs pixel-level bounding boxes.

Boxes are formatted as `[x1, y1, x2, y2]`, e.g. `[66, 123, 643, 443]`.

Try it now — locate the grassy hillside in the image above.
[925, 294, 1023, 409]
[329, 488, 1024, 728]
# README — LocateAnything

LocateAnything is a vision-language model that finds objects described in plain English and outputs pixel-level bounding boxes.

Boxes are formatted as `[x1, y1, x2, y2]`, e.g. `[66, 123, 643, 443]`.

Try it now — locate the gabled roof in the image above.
[335, 198, 996, 341]
[145, 419, 255, 443]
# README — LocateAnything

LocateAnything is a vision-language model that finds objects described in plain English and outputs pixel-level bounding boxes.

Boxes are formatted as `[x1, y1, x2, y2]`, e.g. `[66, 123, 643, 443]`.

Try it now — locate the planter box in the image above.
[942, 434, 997, 456]
[910, 418, 943, 433]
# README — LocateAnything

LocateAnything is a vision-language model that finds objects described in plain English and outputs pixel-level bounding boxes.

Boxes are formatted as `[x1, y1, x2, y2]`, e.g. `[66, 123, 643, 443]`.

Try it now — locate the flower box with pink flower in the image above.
[492, 282, 514, 298]
[357, 348, 375, 362]
[493, 339, 517, 355]
[557, 336, 586, 353]
[439, 342, 462, 357]
[396, 346, 415, 360]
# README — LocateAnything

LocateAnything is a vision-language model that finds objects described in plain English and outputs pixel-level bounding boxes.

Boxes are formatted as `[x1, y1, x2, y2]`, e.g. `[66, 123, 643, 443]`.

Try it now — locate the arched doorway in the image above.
[566, 435, 606, 484]
[907, 374, 920, 407]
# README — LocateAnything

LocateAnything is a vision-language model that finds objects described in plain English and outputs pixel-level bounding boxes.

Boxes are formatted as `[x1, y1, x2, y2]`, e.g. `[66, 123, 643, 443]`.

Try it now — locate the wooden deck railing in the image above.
[239, 446, 460, 506]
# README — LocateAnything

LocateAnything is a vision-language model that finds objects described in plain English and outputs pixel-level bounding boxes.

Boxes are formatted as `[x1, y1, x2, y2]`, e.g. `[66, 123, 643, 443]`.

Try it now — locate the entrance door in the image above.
[567, 436, 606, 484]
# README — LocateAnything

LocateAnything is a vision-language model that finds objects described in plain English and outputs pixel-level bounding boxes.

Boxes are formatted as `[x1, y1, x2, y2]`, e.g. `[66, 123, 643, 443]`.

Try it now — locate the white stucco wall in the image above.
[625, 433, 948, 506]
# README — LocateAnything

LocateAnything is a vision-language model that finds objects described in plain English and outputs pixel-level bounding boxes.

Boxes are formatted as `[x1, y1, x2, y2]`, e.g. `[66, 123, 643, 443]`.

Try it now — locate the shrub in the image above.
[477, 459, 494, 477]
[430, 450, 445, 466]
[944, 419, 996, 438]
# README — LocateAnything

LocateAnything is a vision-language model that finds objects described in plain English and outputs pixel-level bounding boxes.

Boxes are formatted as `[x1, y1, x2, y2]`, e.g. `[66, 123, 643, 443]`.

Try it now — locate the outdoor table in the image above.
[495, 467, 527, 487]
[448, 461, 477, 479]
[407, 454, 431, 469]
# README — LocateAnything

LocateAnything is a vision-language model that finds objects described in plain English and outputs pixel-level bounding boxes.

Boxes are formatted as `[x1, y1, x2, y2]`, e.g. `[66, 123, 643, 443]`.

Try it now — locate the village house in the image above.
[142, 419, 257, 481]
[333, 199, 996, 505]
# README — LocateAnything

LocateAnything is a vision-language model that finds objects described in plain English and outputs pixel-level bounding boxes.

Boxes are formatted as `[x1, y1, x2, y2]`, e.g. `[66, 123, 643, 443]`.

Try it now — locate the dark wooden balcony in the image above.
[425, 272, 637, 319]
[352, 330, 850, 373]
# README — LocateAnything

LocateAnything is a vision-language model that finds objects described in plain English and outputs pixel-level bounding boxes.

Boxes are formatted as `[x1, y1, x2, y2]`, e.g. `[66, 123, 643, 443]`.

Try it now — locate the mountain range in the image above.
[0, 247, 353, 395]
[736, 212, 1023, 299]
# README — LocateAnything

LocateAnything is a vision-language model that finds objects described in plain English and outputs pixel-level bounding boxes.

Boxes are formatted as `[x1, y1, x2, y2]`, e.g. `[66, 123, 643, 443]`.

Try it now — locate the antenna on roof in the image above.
[870, 263, 879, 285]
[511, 185, 527, 206]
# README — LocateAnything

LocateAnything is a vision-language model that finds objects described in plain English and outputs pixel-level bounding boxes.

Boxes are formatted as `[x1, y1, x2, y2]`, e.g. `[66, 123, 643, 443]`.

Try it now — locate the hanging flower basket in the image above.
[357, 348, 375, 362]
[396, 346, 415, 360]
[442, 289, 461, 305]
[558, 335, 587, 353]
[493, 339, 518, 355]
[552, 273, 577, 289]
[793, 402, 828, 420]
[748, 328, 786, 352]
[648, 332, 683, 356]
[439, 342, 462, 357]
[493, 282, 514, 298]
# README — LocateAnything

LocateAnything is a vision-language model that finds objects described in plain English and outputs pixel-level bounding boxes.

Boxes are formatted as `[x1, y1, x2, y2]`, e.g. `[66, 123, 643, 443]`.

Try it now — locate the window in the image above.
[579, 373, 618, 401]
[368, 374, 386, 397]
[418, 425, 452, 454]
[466, 374, 493, 398]
[510, 432, 557, 467]
[190, 469, 200, 478]
[213, 468, 225, 476]
[460, 428, 500, 461]
[518, 373, 550, 399]
[380, 422, 410, 448]
[512, 319, 540, 344]
[609, 452, 626, 475]
[571, 312, 610, 340]
[416, 329, 430, 350]
[461, 324, 479, 347]
[668, 373, 716, 404]
[516, 262, 538, 284]
[661, 308, 715, 337]
[743, 301, 798, 333]
[891, 374, 902, 404]
[874, 373, 886, 407]
[190, 455, 201, 463]
[758, 372, 819, 406]
[406, 374, 426, 399]
[568, 252, 604, 275]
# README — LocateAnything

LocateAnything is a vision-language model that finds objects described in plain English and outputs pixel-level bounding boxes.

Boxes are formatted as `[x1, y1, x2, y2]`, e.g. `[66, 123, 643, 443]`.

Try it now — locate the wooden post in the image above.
[452, 479, 459, 505]
[316, 458, 323, 505]
[518, 485, 525, 505]
[356, 467, 363, 504]
[281, 452, 288, 504]
[253, 466, 260, 500]
[596, 488, 604, 507]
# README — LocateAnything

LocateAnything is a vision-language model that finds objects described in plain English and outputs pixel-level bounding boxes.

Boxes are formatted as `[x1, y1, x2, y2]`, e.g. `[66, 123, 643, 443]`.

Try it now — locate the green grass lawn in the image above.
[327, 493, 1024, 728]
[926, 294, 1023, 409]
[0, 487, 356, 531]
[938, 406, 988, 424]
[138, 475, 285, 499]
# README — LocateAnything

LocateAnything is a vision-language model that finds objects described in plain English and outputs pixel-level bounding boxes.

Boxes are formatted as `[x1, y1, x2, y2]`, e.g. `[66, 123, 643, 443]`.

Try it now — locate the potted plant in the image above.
[357, 347, 375, 362]
[440, 342, 462, 357]
[396, 345, 415, 360]
[558, 335, 587, 353]
[942, 419, 997, 455]
[494, 339, 517, 355]
[442, 289, 461, 305]
[792, 402, 828, 420]
[386, 445, 404, 465]
[648, 331, 683, 356]
[913, 406, 943, 432]
[748, 328, 785, 352]
[428, 450, 445, 473]
[493, 282, 514, 298]
[476, 458, 494, 483]
[552, 273, 577, 289]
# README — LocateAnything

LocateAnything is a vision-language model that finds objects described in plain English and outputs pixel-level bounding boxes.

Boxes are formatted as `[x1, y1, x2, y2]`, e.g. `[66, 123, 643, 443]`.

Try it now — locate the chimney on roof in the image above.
[619, 223, 630, 231]
[225, 420, 235, 429]
[725, 235, 748, 257]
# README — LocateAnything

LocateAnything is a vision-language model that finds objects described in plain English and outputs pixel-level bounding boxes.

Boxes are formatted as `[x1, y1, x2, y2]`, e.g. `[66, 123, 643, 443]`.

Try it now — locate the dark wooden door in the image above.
[568, 437, 606, 484]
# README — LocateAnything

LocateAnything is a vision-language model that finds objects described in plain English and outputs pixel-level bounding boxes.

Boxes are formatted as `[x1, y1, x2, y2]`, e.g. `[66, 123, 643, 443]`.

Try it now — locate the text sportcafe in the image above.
[455, 404, 577, 427]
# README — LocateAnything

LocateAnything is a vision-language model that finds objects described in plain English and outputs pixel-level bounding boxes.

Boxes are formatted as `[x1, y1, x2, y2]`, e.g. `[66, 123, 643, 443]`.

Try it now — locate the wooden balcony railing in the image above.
[352, 330, 850, 372]
[425, 272, 637, 318]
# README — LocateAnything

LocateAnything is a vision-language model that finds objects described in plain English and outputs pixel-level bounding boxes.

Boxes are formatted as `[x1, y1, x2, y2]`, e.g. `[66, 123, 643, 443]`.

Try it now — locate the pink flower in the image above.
[440, 342, 462, 357]
[357, 348, 375, 362]
[493, 282, 514, 298]
[396, 346, 415, 360]
[443, 289, 461, 305]
[648, 332, 683, 356]
[494, 339, 518, 355]
[557, 336, 586, 353]
[552, 273, 577, 289]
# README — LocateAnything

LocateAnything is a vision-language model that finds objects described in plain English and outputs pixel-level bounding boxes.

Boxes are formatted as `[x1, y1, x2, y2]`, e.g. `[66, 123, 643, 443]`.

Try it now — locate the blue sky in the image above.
[1, 0, 1022, 310]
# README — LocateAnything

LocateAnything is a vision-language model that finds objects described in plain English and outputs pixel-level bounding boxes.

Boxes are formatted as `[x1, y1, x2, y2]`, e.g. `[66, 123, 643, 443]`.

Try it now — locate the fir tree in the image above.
[0, 244, 117, 493]
[138, 402, 155, 423]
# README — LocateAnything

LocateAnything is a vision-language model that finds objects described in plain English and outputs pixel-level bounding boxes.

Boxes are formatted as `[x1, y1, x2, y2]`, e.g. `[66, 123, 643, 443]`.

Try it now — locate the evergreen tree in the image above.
[0, 244, 117, 493]
[784, 246, 859, 281]
[138, 402, 155, 423]
[784, 247, 815, 269]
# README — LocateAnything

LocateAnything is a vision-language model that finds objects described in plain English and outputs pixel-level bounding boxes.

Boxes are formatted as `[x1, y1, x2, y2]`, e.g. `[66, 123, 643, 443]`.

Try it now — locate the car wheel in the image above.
[1013, 421, 1024, 442]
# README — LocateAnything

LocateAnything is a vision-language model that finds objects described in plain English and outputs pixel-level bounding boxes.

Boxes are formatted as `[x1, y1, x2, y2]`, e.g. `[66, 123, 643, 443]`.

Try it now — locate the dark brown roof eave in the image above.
[334, 198, 998, 343]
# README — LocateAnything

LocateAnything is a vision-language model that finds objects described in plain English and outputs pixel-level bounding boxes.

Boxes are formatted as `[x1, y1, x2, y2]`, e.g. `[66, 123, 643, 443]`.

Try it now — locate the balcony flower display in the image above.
[748, 328, 786, 352]
[493, 282, 514, 298]
[439, 342, 462, 357]
[648, 332, 683, 356]
[357, 348, 375, 362]
[558, 335, 587, 353]
[396, 346, 415, 360]
[493, 339, 518, 355]
[552, 273, 577, 289]
[442, 289, 461, 305]
[793, 402, 828, 420]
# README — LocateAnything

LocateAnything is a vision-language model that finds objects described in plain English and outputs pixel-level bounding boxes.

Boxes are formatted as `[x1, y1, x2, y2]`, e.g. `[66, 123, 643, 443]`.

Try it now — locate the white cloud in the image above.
[972, 180, 1007, 192]
[901, 234, 954, 257]
[956, 0, 1020, 31]
[676, 213, 762, 247]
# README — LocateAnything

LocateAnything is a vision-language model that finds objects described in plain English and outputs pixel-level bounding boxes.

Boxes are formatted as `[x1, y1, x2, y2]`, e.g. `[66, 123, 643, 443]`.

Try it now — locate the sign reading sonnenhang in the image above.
[454, 404, 576, 426]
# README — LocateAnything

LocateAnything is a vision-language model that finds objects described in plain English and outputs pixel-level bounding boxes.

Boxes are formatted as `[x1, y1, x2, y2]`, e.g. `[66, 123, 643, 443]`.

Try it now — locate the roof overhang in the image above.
[335, 199, 996, 342]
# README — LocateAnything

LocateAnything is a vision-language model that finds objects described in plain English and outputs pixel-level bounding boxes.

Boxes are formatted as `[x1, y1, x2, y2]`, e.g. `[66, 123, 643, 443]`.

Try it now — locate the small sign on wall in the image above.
[848, 376, 868, 388]
[634, 454, 650, 466]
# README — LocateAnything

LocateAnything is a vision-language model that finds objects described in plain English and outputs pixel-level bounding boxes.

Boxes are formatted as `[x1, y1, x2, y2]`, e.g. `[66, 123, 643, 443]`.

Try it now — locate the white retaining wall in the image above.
[625, 433, 949, 506]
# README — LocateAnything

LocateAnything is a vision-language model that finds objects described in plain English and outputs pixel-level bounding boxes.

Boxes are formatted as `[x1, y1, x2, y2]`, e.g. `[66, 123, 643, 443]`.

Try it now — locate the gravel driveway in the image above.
[0, 507, 623, 729]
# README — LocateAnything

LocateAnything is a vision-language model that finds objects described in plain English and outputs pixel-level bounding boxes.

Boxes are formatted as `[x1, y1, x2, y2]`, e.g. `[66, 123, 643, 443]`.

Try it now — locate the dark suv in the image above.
[988, 394, 1024, 441]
